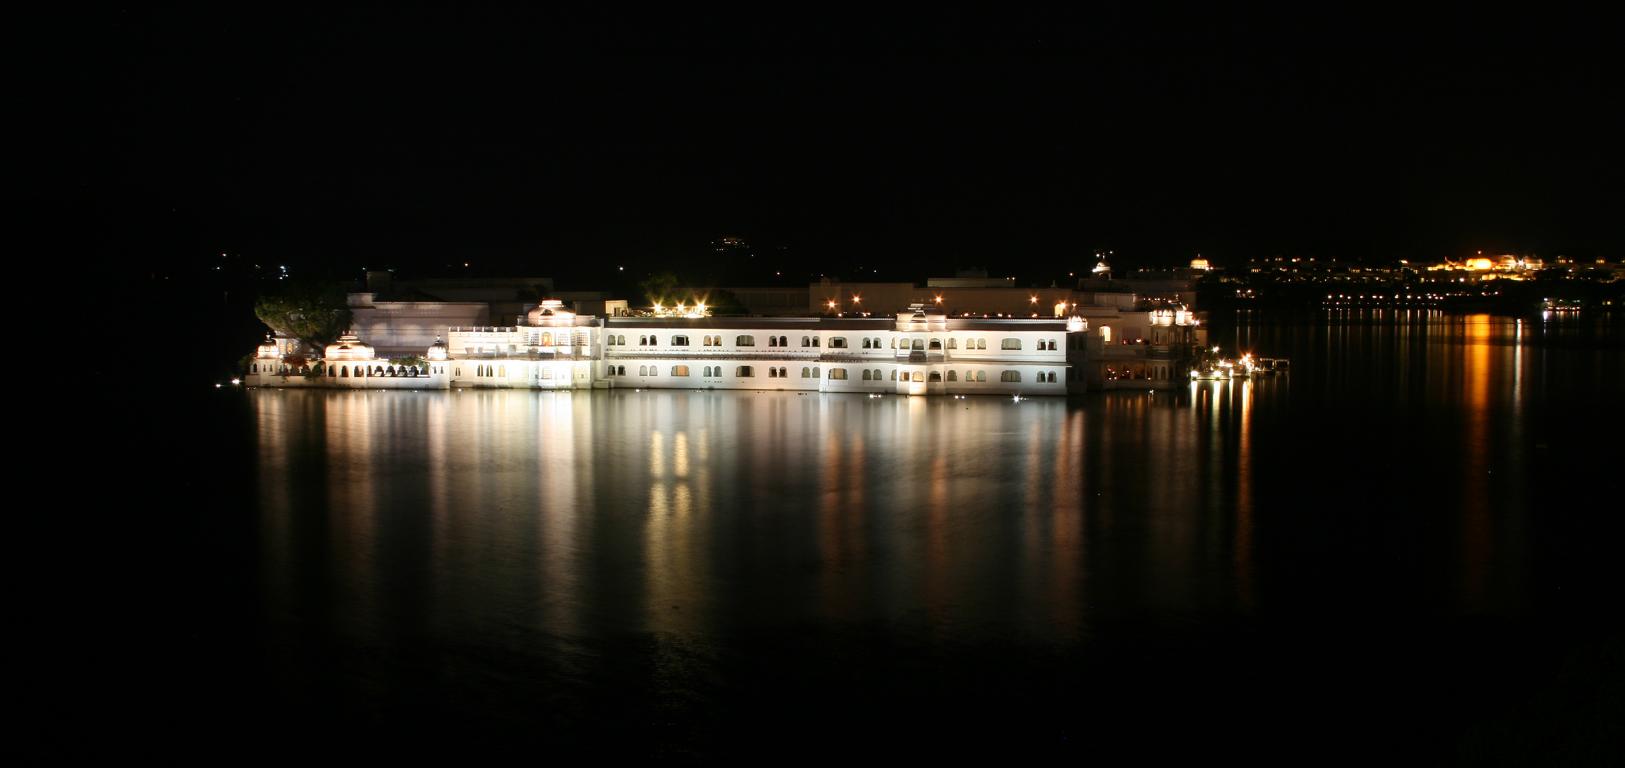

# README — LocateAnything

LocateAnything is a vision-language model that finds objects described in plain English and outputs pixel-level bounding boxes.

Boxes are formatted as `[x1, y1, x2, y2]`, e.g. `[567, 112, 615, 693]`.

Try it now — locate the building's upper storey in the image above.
[601, 310, 1076, 364]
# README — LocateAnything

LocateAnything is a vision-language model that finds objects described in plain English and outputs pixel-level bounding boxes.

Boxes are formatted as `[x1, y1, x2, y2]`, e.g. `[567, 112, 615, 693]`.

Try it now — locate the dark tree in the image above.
[254, 281, 354, 351]
[639, 271, 681, 306]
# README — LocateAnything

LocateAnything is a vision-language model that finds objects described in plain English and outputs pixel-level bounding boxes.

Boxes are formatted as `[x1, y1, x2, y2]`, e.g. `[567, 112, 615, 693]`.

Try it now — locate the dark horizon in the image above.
[38, 8, 1625, 286]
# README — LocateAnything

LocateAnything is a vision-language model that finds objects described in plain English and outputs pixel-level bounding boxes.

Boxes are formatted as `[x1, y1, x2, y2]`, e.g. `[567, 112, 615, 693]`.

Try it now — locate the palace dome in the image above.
[256, 336, 281, 359]
[323, 331, 375, 361]
[426, 336, 449, 361]
[527, 299, 575, 327]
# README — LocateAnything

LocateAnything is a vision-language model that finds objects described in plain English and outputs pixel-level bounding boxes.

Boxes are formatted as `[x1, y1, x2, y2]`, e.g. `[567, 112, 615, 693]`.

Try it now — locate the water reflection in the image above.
[245, 316, 1617, 661]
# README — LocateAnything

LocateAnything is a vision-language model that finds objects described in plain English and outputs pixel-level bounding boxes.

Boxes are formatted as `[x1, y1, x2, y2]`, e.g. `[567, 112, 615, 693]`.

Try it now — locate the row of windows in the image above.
[606, 365, 1063, 383]
[600, 334, 1065, 351]
[322, 364, 435, 378]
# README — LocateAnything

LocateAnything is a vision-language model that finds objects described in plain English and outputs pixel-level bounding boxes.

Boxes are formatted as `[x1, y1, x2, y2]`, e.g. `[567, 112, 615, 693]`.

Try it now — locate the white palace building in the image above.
[247, 298, 1208, 395]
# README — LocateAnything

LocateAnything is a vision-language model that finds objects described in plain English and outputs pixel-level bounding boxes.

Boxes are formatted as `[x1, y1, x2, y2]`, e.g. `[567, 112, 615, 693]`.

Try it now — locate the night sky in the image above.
[43, 7, 1625, 286]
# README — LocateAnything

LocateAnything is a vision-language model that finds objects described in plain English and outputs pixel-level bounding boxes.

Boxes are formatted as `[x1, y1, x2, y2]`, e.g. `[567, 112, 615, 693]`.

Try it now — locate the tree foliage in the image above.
[639, 271, 681, 305]
[254, 281, 353, 351]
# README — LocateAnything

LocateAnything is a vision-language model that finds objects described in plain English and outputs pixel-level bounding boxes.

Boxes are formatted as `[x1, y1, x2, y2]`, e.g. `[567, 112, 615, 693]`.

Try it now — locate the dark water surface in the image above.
[158, 313, 1621, 761]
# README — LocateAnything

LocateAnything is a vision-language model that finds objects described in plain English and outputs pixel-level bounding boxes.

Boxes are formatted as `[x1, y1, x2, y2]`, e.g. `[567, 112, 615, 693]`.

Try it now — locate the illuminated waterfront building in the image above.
[248, 298, 1210, 394]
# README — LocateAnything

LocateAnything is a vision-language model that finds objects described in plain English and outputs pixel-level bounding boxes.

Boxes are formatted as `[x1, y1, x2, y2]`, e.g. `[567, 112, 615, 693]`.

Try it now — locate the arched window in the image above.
[947, 370, 958, 382]
[672, 365, 689, 376]
[1001, 370, 1021, 382]
[929, 339, 942, 350]
[801, 336, 810, 347]
[769, 368, 779, 378]
[769, 336, 778, 347]
[736, 335, 755, 347]
[617, 366, 626, 375]
[928, 372, 942, 382]
[1002, 339, 1022, 350]
[862, 338, 871, 349]
[812, 366, 819, 378]
[872, 369, 881, 380]
[948, 338, 958, 350]
[911, 371, 924, 383]
[639, 365, 648, 376]
[1099, 326, 1112, 344]
[801, 367, 810, 378]
[778, 336, 788, 347]
[862, 369, 871, 380]
[812, 337, 820, 347]
[911, 339, 924, 351]
[340, 367, 349, 378]
[976, 339, 987, 350]
[976, 370, 987, 382]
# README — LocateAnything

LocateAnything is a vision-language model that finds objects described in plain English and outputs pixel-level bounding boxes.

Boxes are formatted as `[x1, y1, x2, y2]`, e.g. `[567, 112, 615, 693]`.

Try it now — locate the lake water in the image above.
[162, 312, 1622, 761]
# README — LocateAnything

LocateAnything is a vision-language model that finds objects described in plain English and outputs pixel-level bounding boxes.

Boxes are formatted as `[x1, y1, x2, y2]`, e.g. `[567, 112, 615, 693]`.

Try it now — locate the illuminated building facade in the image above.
[248, 299, 1212, 394]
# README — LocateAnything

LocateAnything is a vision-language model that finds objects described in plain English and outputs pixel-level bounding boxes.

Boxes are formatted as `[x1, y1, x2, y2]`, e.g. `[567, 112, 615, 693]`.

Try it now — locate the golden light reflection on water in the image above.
[246, 383, 1341, 647]
[1459, 315, 1494, 611]
[1235, 379, 1254, 612]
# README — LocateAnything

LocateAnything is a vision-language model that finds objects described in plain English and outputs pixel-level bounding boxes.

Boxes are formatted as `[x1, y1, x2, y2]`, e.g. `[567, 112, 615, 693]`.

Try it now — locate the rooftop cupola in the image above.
[426, 336, 449, 361]
[256, 335, 281, 359]
[323, 330, 376, 361]
[526, 299, 576, 327]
